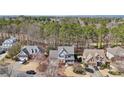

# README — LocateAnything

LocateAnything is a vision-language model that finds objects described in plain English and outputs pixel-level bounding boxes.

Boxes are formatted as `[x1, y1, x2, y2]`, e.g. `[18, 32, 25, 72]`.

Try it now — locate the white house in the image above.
[17, 46, 42, 63]
[2, 36, 16, 50]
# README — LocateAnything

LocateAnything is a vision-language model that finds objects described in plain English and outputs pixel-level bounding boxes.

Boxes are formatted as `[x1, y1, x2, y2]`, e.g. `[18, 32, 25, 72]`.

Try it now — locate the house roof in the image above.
[49, 50, 58, 60]
[17, 50, 28, 57]
[21, 45, 42, 55]
[58, 46, 74, 55]
[107, 46, 124, 56]
[2, 36, 16, 44]
[83, 49, 105, 59]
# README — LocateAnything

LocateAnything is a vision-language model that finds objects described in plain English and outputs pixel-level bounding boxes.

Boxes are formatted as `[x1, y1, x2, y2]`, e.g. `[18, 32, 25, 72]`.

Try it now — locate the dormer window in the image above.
[31, 49, 34, 53]
[35, 49, 37, 53]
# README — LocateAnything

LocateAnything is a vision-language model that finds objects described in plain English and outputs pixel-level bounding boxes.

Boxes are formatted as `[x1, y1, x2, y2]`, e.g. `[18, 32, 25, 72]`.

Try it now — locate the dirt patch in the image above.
[17, 61, 39, 72]
[64, 66, 91, 77]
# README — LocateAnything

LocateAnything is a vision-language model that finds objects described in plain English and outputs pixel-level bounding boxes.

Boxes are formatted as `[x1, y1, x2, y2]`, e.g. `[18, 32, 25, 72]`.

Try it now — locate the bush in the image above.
[12, 56, 19, 61]
[5, 54, 11, 59]
[108, 71, 121, 75]
[100, 64, 106, 70]
[37, 63, 48, 72]
[100, 62, 110, 70]
[73, 64, 86, 75]
[84, 63, 89, 68]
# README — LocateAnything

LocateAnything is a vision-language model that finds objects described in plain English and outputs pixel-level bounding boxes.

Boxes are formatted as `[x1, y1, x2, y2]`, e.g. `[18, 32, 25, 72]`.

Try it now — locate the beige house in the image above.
[83, 49, 106, 66]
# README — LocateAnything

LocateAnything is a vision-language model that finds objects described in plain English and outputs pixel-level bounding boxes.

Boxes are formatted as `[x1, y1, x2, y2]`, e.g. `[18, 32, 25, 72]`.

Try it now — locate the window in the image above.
[35, 49, 37, 53]
[31, 49, 34, 53]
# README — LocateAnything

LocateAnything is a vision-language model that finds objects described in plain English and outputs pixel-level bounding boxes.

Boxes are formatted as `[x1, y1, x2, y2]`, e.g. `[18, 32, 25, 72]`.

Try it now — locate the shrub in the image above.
[73, 64, 86, 75]
[108, 71, 121, 75]
[84, 63, 89, 68]
[5, 54, 11, 59]
[37, 63, 48, 72]
[100, 64, 106, 70]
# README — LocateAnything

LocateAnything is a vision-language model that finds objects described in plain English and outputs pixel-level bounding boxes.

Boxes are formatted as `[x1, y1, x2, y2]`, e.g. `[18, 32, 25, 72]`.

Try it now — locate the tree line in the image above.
[0, 16, 124, 52]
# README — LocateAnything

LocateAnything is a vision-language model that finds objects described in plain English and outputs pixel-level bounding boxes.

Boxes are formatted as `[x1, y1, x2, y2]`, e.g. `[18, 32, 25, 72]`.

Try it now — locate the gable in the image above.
[23, 46, 40, 55]
[58, 46, 74, 54]
[59, 48, 68, 58]
[18, 51, 28, 57]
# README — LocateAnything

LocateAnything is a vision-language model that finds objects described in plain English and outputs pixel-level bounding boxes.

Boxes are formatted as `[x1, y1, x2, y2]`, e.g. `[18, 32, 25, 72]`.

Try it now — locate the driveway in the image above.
[0, 52, 7, 61]
[90, 66, 103, 77]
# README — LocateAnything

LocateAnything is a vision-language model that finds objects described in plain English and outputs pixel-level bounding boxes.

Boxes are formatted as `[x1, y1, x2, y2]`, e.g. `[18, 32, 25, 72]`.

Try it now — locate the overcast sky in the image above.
[0, 0, 124, 15]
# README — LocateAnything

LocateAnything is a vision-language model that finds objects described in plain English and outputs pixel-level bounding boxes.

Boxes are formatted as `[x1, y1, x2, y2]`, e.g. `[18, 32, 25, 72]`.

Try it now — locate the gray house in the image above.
[58, 46, 75, 64]
[49, 46, 75, 64]
[17, 46, 42, 63]
[2, 36, 16, 50]
[106, 46, 124, 61]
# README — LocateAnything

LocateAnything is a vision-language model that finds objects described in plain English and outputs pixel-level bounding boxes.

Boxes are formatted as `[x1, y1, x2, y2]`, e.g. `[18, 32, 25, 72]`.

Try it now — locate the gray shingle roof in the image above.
[49, 50, 58, 60]
[22, 46, 41, 55]
[107, 46, 124, 56]
[2, 36, 16, 44]
[58, 46, 74, 55]
[83, 49, 105, 58]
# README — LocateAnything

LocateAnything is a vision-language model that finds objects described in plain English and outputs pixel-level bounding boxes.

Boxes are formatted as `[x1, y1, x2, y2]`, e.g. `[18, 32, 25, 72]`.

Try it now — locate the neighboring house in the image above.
[106, 46, 124, 61]
[0, 47, 6, 54]
[49, 50, 58, 61]
[2, 36, 16, 50]
[83, 49, 106, 66]
[58, 46, 75, 64]
[16, 50, 29, 63]
[49, 46, 75, 64]
[17, 46, 43, 63]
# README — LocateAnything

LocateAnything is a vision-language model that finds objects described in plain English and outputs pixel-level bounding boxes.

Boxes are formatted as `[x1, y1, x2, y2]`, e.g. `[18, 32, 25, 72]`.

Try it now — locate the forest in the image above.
[0, 16, 124, 53]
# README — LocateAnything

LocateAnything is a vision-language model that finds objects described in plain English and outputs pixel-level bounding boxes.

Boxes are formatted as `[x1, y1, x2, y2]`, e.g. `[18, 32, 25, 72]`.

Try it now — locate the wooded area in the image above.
[0, 16, 124, 52]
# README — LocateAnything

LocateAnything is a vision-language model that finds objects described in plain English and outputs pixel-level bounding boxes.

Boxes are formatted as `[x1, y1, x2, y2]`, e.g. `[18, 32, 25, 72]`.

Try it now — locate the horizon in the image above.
[0, 15, 124, 18]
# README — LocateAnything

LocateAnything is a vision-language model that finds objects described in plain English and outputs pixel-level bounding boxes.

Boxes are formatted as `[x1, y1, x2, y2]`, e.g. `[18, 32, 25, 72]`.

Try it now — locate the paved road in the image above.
[90, 66, 103, 77]
[94, 70, 103, 77]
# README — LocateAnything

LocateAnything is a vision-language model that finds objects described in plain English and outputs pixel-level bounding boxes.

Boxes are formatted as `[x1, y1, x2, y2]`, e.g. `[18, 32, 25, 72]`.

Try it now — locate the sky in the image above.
[0, 0, 124, 15]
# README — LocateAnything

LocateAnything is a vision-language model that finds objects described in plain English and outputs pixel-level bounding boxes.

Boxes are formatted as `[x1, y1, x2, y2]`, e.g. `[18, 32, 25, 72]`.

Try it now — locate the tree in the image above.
[7, 43, 21, 58]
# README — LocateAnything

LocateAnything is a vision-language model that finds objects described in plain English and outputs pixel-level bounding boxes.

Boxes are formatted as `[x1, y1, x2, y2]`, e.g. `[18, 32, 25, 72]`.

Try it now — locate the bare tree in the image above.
[45, 60, 59, 77]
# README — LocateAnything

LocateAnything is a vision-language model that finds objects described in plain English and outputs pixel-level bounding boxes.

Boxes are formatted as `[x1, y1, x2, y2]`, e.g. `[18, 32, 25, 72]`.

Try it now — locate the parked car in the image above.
[0, 48, 6, 54]
[26, 70, 36, 75]
[85, 67, 94, 73]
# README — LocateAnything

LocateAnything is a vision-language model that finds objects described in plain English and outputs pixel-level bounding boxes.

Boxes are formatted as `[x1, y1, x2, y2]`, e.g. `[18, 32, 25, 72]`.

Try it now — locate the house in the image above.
[106, 46, 124, 61]
[2, 36, 16, 50]
[49, 46, 75, 64]
[0, 47, 6, 54]
[16, 51, 28, 64]
[58, 46, 75, 64]
[83, 49, 106, 66]
[49, 50, 58, 61]
[17, 46, 43, 63]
